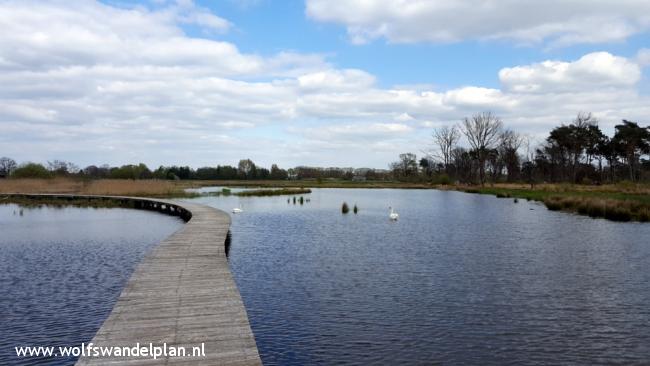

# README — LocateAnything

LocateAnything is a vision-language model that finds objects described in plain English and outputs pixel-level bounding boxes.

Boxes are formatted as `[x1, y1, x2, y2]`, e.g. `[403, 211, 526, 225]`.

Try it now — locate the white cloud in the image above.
[299, 122, 412, 140]
[305, 0, 650, 46]
[175, 3, 231, 32]
[638, 48, 650, 67]
[297, 69, 376, 92]
[394, 113, 414, 122]
[0, 1, 649, 168]
[499, 52, 641, 93]
[443, 87, 516, 109]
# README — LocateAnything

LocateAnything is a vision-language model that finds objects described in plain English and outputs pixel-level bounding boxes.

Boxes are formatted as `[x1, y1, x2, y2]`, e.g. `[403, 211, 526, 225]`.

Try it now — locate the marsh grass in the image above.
[542, 196, 649, 222]
[0, 178, 189, 197]
[0, 196, 134, 209]
[235, 188, 311, 197]
[451, 182, 650, 223]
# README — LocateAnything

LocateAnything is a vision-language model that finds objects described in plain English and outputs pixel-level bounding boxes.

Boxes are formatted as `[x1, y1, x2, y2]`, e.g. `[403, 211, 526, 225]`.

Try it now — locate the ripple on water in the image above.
[0, 204, 183, 366]
[194, 188, 650, 365]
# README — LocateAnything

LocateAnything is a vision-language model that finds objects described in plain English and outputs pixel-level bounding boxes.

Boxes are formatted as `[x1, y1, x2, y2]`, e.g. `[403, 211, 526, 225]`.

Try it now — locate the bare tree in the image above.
[237, 159, 257, 179]
[499, 129, 524, 182]
[0, 157, 17, 178]
[47, 160, 79, 175]
[461, 111, 503, 185]
[432, 125, 460, 172]
[390, 153, 418, 179]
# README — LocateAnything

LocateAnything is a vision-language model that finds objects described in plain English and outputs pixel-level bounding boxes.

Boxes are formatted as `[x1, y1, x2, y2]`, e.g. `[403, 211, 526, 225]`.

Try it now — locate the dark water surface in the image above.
[0, 204, 183, 365]
[190, 188, 650, 365]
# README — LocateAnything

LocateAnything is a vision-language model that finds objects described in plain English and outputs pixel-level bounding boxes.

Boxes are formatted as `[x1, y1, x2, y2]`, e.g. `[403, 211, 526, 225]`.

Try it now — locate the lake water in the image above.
[189, 188, 650, 365]
[0, 204, 183, 366]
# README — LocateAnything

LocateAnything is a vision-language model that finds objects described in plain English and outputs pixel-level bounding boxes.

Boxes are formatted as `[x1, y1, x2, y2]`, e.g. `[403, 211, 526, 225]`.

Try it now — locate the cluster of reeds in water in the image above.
[543, 196, 650, 222]
[341, 202, 358, 214]
[236, 188, 311, 197]
[288, 196, 309, 205]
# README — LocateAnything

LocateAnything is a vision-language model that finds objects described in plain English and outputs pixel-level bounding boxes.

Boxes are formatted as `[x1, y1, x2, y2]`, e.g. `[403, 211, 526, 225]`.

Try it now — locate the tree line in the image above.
[0, 158, 290, 180]
[390, 111, 650, 185]
[3, 111, 648, 185]
[0, 158, 394, 181]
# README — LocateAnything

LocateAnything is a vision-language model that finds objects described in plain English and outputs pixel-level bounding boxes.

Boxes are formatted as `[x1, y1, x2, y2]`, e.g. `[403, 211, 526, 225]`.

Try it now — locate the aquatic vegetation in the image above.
[235, 188, 311, 197]
[542, 196, 650, 222]
[0, 178, 188, 197]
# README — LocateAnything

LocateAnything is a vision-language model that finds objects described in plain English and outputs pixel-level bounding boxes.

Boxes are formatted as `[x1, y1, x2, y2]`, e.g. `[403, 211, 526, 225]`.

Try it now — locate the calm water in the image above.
[190, 188, 650, 365]
[0, 204, 183, 365]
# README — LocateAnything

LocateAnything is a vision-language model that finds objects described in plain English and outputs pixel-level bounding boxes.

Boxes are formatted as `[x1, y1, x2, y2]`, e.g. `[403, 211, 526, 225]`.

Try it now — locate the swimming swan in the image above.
[389, 207, 399, 220]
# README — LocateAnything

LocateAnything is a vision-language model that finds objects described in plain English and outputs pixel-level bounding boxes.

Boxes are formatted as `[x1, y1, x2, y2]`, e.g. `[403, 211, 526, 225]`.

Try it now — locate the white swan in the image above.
[232, 204, 243, 214]
[389, 206, 399, 220]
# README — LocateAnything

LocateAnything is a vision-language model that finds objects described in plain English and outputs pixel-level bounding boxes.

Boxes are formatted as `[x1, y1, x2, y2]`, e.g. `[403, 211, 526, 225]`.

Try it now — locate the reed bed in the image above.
[543, 196, 650, 222]
[0, 178, 187, 197]
[454, 182, 650, 222]
[235, 188, 312, 197]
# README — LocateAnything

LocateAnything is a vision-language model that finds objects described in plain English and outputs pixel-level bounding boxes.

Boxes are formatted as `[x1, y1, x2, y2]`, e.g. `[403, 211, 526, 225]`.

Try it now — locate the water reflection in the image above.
[0, 204, 183, 366]
[189, 188, 650, 365]
[225, 230, 232, 258]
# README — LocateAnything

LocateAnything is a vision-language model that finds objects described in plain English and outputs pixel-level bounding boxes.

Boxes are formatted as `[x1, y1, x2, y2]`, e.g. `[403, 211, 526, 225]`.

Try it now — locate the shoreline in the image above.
[2, 178, 650, 222]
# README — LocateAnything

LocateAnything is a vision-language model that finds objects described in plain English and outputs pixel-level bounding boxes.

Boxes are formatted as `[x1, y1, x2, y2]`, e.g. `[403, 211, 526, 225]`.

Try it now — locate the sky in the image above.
[0, 0, 649, 169]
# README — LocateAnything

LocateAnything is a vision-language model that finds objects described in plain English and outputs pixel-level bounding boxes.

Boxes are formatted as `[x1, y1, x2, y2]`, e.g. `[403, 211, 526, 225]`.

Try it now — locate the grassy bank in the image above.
[447, 183, 650, 222]
[2, 178, 649, 222]
[234, 188, 312, 197]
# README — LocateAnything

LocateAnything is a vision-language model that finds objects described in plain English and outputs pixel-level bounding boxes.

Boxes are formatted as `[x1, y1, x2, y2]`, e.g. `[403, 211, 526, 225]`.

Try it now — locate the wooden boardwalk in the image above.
[4, 194, 261, 365]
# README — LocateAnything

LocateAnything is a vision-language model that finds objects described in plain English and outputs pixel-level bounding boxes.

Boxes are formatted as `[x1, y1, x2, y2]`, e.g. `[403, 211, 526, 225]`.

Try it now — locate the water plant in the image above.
[541, 196, 648, 222]
[235, 188, 311, 197]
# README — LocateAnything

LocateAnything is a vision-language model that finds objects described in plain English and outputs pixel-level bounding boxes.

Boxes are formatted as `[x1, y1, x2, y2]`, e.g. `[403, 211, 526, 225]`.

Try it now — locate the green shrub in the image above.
[11, 163, 52, 179]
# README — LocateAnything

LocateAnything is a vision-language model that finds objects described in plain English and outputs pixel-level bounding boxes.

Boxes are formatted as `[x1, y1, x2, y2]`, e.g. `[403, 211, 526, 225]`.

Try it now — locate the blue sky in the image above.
[0, 0, 649, 168]
[182, 0, 649, 90]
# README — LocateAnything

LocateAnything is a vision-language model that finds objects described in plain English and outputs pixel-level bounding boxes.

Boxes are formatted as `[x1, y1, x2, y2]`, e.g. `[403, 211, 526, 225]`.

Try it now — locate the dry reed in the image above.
[0, 178, 183, 197]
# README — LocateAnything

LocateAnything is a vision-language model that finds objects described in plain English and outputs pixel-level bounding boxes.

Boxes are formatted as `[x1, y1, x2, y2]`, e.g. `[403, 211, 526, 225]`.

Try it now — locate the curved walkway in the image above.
[4, 194, 261, 365]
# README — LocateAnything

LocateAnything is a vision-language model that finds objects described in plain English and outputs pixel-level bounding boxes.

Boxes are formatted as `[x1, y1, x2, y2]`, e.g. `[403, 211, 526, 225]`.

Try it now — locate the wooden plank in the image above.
[3, 194, 261, 365]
